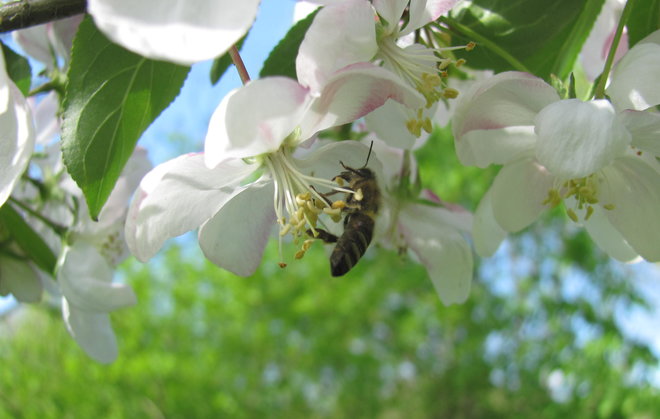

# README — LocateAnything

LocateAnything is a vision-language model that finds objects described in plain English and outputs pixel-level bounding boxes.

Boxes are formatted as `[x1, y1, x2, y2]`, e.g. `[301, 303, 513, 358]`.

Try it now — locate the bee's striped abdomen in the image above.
[330, 213, 374, 276]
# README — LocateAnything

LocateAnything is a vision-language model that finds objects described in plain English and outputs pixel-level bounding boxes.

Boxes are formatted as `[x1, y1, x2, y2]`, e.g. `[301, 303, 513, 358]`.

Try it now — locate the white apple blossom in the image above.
[0, 48, 35, 208]
[369, 138, 473, 305]
[580, 0, 627, 81]
[56, 147, 151, 363]
[13, 15, 83, 68]
[87, 0, 261, 65]
[126, 66, 424, 275]
[452, 32, 660, 263]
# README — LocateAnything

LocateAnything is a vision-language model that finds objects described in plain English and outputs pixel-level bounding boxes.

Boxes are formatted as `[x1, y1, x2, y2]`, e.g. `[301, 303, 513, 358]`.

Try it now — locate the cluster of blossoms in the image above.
[0, 0, 657, 363]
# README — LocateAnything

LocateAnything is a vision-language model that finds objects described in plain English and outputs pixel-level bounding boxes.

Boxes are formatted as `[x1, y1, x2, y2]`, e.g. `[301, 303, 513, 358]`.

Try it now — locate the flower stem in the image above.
[592, 0, 635, 99]
[8, 197, 66, 236]
[229, 45, 251, 85]
[437, 17, 532, 74]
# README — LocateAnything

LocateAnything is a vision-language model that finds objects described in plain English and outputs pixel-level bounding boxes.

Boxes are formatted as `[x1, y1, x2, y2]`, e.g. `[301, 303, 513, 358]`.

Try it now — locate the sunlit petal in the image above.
[403, 0, 458, 34]
[205, 78, 311, 167]
[125, 153, 257, 261]
[619, 110, 660, 156]
[296, 0, 377, 92]
[88, 0, 260, 65]
[584, 204, 639, 262]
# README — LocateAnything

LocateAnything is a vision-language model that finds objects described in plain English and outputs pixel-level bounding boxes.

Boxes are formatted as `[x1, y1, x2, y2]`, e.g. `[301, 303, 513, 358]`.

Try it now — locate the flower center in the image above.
[542, 174, 615, 222]
[263, 147, 353, 267]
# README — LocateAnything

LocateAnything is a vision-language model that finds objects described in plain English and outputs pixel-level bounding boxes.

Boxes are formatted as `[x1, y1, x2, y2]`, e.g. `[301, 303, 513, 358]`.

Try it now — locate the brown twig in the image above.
[228, 45, 250, 85]
[0, 0, 86, 33]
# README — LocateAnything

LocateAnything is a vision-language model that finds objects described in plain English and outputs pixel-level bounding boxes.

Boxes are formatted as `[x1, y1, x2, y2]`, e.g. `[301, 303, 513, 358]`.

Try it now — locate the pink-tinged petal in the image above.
[473, 189, 507, 257]
[88, 0, 260, 65]
[452, 72, 558, 166]
[579, 0, 627, 81]
[535, 99, 630, 179]
[491, 158, 554, 232]
[301, 63, 424, 137]
[125, 153, 257, 261]
[399, 204, 473, 305]
[12, 24, 53, 65]
[373, 0, 408, 30]
[457, 125, 537, 168]
[58, 243, 137, 313]
[62, 299, 118, 364]
[0, 83, 35, 207]
[619, 110, 660, 156]
[403, 0, 458, 35]
[583, 205, 639, 262]
[607, 42, 660, 111]
[296, 0, 378, 92]
[199, 180, 275, 277]
[598, 156, 660, 261]
[205, 78, 311, 166]
[0, 256, 42, 303]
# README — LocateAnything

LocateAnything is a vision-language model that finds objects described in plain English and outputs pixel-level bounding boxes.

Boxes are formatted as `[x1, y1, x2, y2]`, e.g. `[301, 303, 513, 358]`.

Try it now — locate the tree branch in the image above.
[0, 0, 86, 33]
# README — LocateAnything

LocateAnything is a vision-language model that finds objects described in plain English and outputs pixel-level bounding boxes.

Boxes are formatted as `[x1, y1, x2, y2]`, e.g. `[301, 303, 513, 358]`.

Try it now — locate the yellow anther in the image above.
[443, 88, 459, 99]
[306, 200, 322, 214]
[278, 262, 287, 268]
[279, 223, 292, 236]
[466, 42, 476, 51]
[603, 203, 615, 210]
[566, 208, 578, 223]
[294, 250, 306, 260]
[354, 188, 364, 201]
[423, 117, 433, 134]
[334, 177, 345, 186]
[455, 58, 466, 67]
[585, 205, 594, 221]
[332, 200, 346, 210]
[302, 239, 315, 251]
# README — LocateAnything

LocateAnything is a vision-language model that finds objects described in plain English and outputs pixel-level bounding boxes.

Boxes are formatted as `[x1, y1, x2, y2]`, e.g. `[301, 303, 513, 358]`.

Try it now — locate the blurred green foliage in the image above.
[1, 223, 658, 418]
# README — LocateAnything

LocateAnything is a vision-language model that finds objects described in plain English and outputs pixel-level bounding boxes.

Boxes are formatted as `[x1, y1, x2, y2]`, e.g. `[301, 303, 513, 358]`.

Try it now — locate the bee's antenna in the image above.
[364, 141, 374, 168]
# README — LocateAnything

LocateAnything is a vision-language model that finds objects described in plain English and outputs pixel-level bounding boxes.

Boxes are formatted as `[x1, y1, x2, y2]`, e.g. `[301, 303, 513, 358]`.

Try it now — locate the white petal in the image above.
[491, 158, 554, 232]
[296, 0, 378, 92]
[0, 71, 35, 207]
[30, 92, 60, 145]
[364, 100, 431, 150]
[584, 205, 639, 262]
[535, 99, 630, 179]
[0, 256, 42, 303]
[473, 189, 507, 257]
[373, 0, 408, 30]
[12, 24, 53, 66]
[607, 42, 660, 111]
[619, 110, 660, 156]
[301, 63, 425, 138]
[125, 153, 256, 261]
[88, 0, 260, 65]
[62, 299, 118, 364]
[399, 204, 473, 305]
[295, 141, 384, 183]
[205, 78, 311, 166]
[599, 156, 660, 261]
[457, 125, 537, 168]
[452, 71, 558, 167]
[403, 0, 458, 35]
[58, 243, 137, 312]
[199, 180, 275, 276]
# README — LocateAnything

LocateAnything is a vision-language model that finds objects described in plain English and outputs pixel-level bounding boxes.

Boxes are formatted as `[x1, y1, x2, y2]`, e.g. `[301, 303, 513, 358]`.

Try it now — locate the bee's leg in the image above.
[306, 228, 338, 243]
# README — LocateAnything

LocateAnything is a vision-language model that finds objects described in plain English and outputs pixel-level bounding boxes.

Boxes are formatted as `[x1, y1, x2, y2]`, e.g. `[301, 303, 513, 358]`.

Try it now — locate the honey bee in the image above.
[311, 144, 380, 276]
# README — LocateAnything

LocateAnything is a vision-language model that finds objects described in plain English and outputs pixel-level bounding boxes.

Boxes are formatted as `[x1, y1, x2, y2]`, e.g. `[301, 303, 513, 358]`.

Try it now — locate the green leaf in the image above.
[0, 203, 56, 275]
[210, 35, 247, 85]
[627, 0, 660, 46]
[260, 8, 320, 79]
[449, 0, 605, 81]
[62, 17, 189, 220]
[1, 42, 32, 96]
